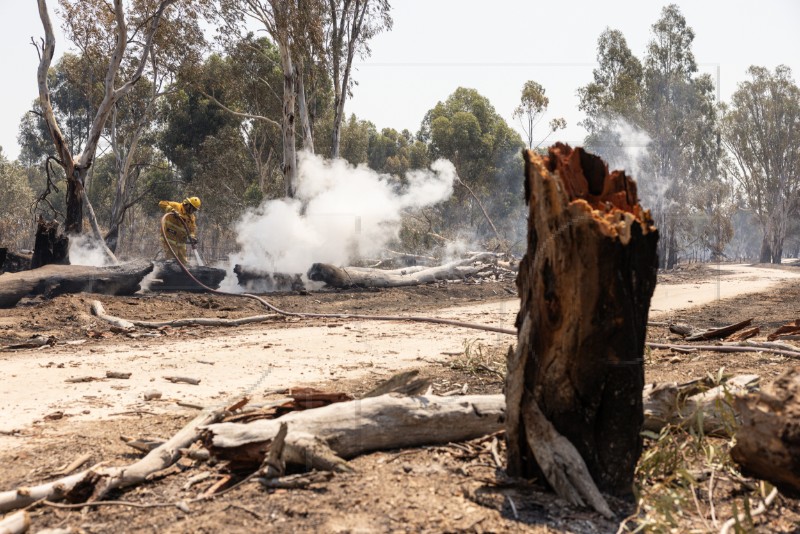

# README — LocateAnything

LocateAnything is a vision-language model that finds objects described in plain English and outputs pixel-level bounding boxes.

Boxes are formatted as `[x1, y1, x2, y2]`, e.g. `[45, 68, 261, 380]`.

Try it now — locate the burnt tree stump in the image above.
[31, 217, 69, 269]
[507, 144, 659, 499]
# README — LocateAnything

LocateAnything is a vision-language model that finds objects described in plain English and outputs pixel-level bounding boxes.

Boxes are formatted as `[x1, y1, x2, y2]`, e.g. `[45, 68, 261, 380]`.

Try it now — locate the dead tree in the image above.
[507, 144, 659, 498]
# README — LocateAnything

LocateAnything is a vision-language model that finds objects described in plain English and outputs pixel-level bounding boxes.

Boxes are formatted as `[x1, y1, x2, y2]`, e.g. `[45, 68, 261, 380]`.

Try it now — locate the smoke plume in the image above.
[68, 235, 113, 267]
[227, 152, 458, 278]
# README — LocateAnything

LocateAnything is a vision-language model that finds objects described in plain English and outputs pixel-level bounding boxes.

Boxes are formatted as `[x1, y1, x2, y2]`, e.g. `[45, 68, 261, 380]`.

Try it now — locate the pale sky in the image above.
[1, 0, 799, 161]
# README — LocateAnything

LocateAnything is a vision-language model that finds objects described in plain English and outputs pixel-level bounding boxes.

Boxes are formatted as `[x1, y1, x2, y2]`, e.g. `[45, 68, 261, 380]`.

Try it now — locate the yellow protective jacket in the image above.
[158, 200, 197, 239]
[159, 200, 197, 263]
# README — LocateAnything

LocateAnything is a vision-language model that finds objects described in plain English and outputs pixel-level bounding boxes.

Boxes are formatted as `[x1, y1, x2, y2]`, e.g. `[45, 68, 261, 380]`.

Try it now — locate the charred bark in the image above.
[0, 250, 32, 273]
[0, 259, 153, 308]
[31, 217, 69, 269]
[507, 144, 659, 498]
[150, 261, 226, 292]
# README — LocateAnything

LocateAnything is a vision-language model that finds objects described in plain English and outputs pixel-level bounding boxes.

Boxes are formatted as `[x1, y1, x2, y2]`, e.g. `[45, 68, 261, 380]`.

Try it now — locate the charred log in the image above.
[233, 265, 305, 292]
[307, 253, 497, 289]
[0, 260, 153, 308]
[31, 217, 69, 269]
[731, 367, 800, 497]
[507, 144, 659, 499]
[150, 261, 226, 292]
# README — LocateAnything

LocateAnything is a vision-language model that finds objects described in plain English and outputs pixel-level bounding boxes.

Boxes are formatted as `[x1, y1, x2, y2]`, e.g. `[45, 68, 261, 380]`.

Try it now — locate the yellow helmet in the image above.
[184, 196, 201, 210]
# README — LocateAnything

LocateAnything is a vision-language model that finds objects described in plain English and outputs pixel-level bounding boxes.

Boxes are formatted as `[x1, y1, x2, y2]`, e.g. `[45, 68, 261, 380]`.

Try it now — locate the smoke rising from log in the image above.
[227, 152, 458, 279]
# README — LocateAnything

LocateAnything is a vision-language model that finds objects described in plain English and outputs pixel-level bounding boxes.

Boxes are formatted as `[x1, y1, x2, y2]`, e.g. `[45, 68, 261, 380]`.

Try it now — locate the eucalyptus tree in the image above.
[34, 0, 196, 238]
[0, 149, 36, 250]
[723, 65, 800, 263]
[218, 0, 325, 198]
[579, 6, 721, 268]
[325, 0, 392, 158]
[512, 80, 566, 149]
[419, 87, 524, 246]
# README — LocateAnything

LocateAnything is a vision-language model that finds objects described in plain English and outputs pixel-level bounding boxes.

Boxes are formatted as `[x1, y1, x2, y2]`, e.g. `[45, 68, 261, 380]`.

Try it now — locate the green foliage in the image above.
[0, 150, 36, 249]
[419, 87, 524, 250]
[579, 6, 723, 268]
[512, 80, 564, 149]
[722, 65, 800, 263]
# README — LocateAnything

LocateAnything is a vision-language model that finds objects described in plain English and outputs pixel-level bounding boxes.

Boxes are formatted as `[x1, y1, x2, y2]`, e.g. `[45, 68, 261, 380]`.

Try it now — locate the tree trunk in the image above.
[31, 217, 69, 269]
[306, 253, 498, 288]
[296, 62, 315, 153]
[760, 234, 772, 263]
[279, 44, 298, 198]
[731, 367, 800, 497]
[0, 259, 153, 308]
[507, 144, 659, 498]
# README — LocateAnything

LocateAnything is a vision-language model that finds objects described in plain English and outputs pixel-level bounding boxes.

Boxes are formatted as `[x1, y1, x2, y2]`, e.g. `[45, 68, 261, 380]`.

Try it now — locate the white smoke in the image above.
[68, 235, 113, 267]
[589, 118, 671, 211]
[228, 152, 458, 278]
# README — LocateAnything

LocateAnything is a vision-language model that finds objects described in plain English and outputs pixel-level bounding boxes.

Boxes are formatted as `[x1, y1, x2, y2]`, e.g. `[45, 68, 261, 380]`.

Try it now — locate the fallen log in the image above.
[205, 394, 505, 471]
[149, 261, 225, 292]
[0, 408, 225, 513]
[0, 260, 153, 308]
[233, 266, 305, 292]
[307, 253, 498, 289]
[642, 374, 759, 435]
[731, 367, 800, 497]
[508, 144, 658, 499]
[0, 250, 31, 274]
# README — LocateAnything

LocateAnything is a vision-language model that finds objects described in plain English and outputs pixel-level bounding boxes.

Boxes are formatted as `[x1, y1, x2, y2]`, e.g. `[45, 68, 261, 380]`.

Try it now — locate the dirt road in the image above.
[1, 263, 798, 443]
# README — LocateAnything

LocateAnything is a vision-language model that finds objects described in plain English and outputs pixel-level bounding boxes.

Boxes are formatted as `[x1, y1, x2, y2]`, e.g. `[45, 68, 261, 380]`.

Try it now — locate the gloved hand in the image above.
[187, 236, 198, 246]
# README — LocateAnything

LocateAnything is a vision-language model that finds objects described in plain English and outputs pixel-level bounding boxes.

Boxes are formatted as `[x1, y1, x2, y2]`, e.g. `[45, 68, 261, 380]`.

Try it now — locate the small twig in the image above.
[53, 453, 91, 476]
[507, 495, 519, 520]
[709, 469, 718, 528]
[490, 437, 503, 469]
[719, 487, 779, 534]
[41, 499, 184, 511]
[176, 401, 204, 410]
[225, 503, 263, 520]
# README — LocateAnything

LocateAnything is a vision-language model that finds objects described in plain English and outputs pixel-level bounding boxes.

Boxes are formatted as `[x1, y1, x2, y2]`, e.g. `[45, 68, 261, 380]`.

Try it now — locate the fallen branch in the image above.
[643, 375, 759, 435]
[685, 319, 753, 341]
[91, 300, 279, 329]
[646, 342, 800, 359]
[307, 253, 499, 289]
[53, 453, 92, 476]
[0, 510, 29, 534]
[719, 487, 779, 534]
[205, 394, 505, 471]
[0, 408, 225, 513]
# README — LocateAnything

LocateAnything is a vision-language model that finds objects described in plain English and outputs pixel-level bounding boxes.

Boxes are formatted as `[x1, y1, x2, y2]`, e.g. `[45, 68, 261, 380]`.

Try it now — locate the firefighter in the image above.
[159, 196, 201, 264]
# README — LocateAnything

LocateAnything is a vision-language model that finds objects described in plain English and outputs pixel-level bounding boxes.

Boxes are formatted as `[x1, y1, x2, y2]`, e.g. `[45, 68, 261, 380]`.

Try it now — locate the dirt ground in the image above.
[2, 263, 800, 533]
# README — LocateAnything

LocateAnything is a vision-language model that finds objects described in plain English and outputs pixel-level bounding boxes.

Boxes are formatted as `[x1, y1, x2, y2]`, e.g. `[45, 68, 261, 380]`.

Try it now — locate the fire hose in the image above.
[160, 212, 517, 336]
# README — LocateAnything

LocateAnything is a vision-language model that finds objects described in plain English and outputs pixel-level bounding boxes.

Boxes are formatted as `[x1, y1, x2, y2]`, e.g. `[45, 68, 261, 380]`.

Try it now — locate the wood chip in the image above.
[106, 371, 132, 379]
[164, 376, 201, 385]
